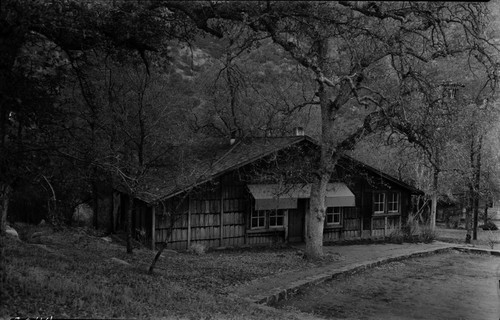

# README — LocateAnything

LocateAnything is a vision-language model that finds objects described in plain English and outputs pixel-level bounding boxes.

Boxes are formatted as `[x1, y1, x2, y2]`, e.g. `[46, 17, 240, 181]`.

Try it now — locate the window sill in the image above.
[373, 212, 400, 217]
[325, 224, 342, 229]
[247, 227, 285, 234]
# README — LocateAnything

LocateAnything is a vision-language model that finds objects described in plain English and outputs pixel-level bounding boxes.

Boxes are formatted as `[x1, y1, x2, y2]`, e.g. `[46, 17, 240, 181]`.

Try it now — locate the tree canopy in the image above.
[0, 1, 499, 259]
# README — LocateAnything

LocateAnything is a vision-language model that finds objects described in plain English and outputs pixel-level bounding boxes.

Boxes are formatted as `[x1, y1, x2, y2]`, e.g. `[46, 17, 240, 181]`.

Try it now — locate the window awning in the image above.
[247, 183, 356, 211]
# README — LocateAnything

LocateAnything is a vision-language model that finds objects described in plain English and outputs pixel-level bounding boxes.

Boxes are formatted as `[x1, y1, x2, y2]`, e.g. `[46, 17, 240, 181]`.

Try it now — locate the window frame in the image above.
[373, 192, 386, 215]
[250, 209, 287, 230]
[373, 191, 401, 215]
[387, 192, 400, 214]
[269, 209, 286, 228]
[325, 206, 342, 226]
[250, 210, 266, 229]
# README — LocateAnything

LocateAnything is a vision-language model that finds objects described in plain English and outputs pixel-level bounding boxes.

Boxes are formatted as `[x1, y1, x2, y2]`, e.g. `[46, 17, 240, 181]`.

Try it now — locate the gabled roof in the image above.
[338, 155, 423, 194]
[132, 135, 422, 204]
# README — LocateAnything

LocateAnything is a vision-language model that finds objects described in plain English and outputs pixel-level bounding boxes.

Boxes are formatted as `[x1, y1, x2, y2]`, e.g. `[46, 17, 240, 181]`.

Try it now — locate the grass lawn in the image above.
[1, 224, 339, 319]
[436, 223, 500, 249]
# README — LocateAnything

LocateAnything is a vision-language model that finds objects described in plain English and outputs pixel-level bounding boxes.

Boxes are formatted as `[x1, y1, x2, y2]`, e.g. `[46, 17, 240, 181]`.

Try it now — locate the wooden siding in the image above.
[324, 207, 361, 241]
[247, 230, 286, 245]
[154, 173, 247, 250]
[143, 173, 413, 249]
[371, 215, 401, 238]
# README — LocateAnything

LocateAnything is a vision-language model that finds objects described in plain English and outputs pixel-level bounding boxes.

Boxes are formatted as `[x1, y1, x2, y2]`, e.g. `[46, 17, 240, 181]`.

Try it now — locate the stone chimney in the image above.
[293, 127, 305, 136]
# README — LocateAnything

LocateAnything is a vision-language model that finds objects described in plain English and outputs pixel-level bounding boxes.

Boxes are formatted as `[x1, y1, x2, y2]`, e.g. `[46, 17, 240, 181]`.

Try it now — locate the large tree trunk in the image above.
[472, 195, 479, 240]
[126, 195, 133, 254]
[484, 206, 488, 225]
[430, 169, 439, 230]
[465, 187, 473, 244]
[112, 191, 120, 233]
[92, 180, 99, 230]
[305, 176, 329, 259]
[302, 37, 347, 259]
[472, 135, 482, 240]
[0, 183, 10, 235]
[0, 182, 12, 301]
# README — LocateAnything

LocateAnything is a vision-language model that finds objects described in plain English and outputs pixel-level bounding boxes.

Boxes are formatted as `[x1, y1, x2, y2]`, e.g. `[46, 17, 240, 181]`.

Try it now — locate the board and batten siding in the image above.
[323, 207, 361, 241]
[154, 174, 247, 250]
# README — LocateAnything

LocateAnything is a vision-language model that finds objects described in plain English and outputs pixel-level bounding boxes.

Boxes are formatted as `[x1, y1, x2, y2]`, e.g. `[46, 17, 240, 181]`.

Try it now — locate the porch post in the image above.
[220, 186, 224, 247]
[384, 216, 388, 237]
[187, 195, 191, 248]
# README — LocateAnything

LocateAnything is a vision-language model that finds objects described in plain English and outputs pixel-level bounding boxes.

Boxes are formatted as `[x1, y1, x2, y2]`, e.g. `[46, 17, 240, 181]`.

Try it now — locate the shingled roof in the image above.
[133, 136, 312, 203]
[131, 135, 422, 204]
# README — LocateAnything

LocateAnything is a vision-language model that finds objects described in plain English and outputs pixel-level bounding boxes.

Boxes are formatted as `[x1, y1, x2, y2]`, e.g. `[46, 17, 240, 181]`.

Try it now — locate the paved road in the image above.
[227, 242, 457, 304]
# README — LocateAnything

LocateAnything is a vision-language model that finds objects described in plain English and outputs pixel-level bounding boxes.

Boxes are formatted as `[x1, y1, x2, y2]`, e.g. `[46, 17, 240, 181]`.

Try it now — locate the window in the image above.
[251, 210, 266, 229]
[373, 192, 400, 215]
[373, 193, 385, 214]
[326, 207, 342, 225]
[387, 193, 399, 213]
[269, 210, 285, 227]
[251, 209, 286, 229]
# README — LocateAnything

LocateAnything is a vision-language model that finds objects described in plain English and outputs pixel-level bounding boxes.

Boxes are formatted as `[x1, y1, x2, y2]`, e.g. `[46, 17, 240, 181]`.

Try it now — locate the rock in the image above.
[30, 231, 47, 239]
[31, 235, 55, 245]
[30, 231, 55, 244]
[5, 225, 19, 239]
[72, 203, 94, 227]
[110, 257, 130, 266]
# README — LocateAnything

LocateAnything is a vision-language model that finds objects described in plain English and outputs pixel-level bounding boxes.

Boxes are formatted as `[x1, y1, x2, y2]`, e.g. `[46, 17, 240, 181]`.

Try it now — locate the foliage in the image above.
[1, 1, 498, 262]
[388, 229, 404, 244]
[187, 243, 206, 255]
[486, 230, 498, 249]
[480, 220, 498, 231]
[418, 225, 437, 243]
[389, 214, 436, 243]
[401, 214, 421, 242]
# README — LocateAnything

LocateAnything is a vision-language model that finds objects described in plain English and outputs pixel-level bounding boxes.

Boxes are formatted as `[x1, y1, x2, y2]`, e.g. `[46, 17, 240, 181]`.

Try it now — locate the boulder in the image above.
[110, 257, 130, 266]
[72, 203, 94, 227]
[5, 225, 19, 239]
[101, 236, 112, 243]
[29, 231, 56, 244]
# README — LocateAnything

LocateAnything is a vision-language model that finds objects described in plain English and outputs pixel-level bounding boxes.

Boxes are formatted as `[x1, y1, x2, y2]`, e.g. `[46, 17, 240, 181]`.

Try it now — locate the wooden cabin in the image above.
[116, 135, 422, 250]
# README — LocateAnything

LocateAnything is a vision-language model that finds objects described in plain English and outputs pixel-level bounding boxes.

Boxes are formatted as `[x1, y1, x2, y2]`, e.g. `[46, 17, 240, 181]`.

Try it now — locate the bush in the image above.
[393, 213, 436, 243]
[388, 229, 404, 244]
[418, 225, 437, 243]
[188, 243, 206, 255]
[402, 213, 420, 242]
[480, 220, 498, 231]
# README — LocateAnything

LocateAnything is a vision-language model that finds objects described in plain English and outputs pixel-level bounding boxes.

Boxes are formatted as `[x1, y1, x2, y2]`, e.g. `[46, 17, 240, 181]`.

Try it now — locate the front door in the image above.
[288, 199, 307, 242]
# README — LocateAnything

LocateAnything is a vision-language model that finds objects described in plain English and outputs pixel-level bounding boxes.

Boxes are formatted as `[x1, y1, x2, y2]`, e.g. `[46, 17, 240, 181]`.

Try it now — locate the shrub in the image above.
[486, 230, 498, 249]
[402, 213, 420, 242]
[388, 229, 404, 244]
[188, 243, 206, 255]
[480, 220, 498, 231]
[418, 225, 436, 243]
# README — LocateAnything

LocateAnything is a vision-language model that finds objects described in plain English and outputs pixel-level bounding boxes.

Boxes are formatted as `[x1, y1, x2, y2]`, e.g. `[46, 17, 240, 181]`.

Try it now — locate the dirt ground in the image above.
[275, 251, 500, 320]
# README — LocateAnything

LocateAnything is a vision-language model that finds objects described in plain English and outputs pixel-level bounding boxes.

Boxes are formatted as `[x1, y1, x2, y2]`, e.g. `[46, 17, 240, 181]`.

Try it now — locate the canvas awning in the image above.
[247, 183, 355, 211]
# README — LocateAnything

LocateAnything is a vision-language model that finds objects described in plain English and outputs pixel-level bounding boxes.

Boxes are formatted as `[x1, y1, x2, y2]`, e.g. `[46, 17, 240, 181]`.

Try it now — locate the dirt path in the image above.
[275, 251, 500, 320]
